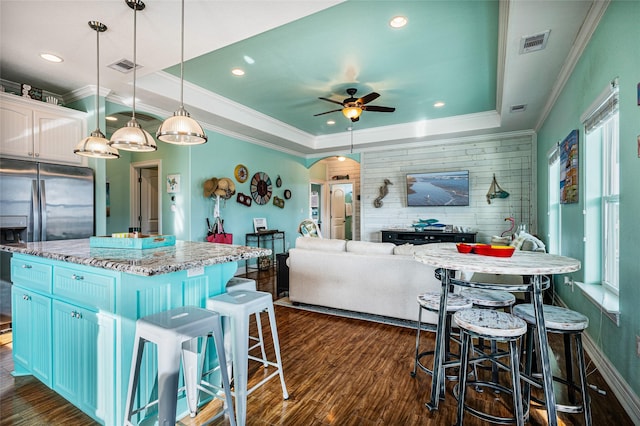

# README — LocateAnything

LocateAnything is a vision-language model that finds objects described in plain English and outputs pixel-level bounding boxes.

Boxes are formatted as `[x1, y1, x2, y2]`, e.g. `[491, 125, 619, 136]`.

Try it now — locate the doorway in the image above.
[130, 160, 162, 235]
[329, 182, 353, 240]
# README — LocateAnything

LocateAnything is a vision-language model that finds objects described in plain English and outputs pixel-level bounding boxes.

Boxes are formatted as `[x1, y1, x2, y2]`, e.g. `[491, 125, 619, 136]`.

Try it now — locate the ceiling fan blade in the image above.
[318, 97, 345, 106]
[358, 92, 380, 105]
[313, 109, 342, 117]
[362, 105, 395, 113]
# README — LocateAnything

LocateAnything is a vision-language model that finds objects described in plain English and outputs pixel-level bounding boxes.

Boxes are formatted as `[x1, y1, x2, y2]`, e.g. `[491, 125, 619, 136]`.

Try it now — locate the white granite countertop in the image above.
[414, 243, 580, 275]
[0, 239, 271, 276]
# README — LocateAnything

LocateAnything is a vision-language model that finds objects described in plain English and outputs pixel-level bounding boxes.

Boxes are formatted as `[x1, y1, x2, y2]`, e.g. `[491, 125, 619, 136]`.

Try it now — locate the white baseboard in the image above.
[554, 296, 640, 423]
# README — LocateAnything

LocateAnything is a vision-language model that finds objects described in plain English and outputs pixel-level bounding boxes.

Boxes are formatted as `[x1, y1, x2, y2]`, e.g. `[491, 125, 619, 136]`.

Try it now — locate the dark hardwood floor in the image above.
[0, 268, 633, 425]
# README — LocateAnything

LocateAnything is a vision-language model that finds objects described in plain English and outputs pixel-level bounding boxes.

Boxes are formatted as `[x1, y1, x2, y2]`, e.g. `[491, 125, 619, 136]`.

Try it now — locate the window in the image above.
[547, 148, 561, 255]
[582, 80, 619, 294]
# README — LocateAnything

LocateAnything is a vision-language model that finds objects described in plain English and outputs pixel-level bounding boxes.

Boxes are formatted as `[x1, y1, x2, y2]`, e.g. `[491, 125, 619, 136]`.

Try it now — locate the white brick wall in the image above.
[359, 134, 536, 243]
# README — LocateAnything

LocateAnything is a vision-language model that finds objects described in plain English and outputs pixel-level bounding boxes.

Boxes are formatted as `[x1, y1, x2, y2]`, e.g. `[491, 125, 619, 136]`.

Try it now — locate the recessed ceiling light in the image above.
[231, 68, 245, 76]
[105, 116, 118, 122]
[434, 101, 445, 108]
[327, 120, 336, 125]
[243, 55, 255, 65]
[40, 53, 63, 63]
[389, 16, 408, 28]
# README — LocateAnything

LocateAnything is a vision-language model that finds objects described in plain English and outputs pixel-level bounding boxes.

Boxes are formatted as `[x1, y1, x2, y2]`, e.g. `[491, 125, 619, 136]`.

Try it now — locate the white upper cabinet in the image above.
[1, 93, 87, 165]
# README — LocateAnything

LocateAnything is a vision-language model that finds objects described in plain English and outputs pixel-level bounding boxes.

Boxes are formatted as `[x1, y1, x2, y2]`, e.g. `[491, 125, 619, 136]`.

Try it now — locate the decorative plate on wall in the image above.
[250, 172, 272, 205]
[234, 164, 248, 183]
[275, 175, 282, 187]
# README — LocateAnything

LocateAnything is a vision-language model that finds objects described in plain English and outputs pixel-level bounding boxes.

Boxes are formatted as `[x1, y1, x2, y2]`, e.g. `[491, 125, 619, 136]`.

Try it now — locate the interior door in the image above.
[139, 168, 158, 234]
[330, 187, 346, 239]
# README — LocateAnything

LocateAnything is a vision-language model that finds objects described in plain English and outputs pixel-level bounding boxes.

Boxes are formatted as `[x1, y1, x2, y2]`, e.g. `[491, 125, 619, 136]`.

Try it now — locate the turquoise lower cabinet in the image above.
[52, 300, 116, 425]
[10, 252, 237, 425]
[11, 285, 52, 386]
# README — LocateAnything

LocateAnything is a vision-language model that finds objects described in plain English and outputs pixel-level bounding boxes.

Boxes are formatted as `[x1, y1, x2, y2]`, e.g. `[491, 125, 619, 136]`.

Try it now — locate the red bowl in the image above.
[474, 245, 515, 257]
[456, 243, 473, 253]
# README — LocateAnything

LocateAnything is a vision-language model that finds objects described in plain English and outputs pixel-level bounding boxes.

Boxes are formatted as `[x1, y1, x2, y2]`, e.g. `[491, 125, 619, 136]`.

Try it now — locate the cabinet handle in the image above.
[71, 274, 84, 280]
[21, 264, 33, 269]
[35, 153, 40, 157]
[22, 294, 31, 301]
[70, 311, 82, 319]
[28, 151, 33, 156]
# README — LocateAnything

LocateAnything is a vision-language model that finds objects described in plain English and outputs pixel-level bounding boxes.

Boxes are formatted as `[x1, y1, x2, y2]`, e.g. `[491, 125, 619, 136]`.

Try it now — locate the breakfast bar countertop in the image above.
[413, 242, 580, 275]
[0, 239, 271, 276]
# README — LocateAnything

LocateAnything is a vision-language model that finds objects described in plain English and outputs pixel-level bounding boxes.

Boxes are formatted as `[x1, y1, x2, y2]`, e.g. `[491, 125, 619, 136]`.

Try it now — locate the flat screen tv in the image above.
[406, 170, 470, 207]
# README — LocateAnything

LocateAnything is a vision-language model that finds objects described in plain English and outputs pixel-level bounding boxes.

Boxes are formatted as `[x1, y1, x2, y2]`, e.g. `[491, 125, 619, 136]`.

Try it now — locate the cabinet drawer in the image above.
[53, 266, 115, 312]
[11, 257, 53, 294]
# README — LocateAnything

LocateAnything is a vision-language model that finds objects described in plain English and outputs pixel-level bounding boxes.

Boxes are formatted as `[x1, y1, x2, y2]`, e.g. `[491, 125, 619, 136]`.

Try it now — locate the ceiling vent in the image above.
[510, 104, 527, 113]
[519, 30, 550, 54]
[107, 59, 140, 73]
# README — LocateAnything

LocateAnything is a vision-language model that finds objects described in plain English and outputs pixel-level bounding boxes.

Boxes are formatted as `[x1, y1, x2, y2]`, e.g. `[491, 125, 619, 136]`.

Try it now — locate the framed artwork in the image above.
[560, 129, 579, 204]
[253, 218, 267, 233]
[167, 174, 181, 193]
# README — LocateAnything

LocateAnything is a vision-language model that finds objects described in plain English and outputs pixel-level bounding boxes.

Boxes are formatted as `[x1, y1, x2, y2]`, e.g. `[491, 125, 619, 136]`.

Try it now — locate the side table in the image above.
[245, 230, 285, 271]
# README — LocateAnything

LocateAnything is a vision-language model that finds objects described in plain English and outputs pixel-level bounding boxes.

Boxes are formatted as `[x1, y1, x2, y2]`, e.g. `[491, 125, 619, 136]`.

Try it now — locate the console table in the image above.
[245, 230, 285, 271]
[381, 229, 476, 245]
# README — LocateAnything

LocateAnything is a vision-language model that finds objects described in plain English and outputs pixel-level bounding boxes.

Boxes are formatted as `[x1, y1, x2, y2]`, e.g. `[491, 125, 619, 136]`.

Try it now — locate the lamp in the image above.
[74, 21, 120, 159]
[156, 0, 207, 145]
[109, 0, 157, 152]
[342, 104, 362, 120]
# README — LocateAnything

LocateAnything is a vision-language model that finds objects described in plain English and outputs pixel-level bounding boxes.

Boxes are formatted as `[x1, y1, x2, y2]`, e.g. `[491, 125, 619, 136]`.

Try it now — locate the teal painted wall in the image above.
[537, 0, 640, 398]
[189, 134, 309, 250]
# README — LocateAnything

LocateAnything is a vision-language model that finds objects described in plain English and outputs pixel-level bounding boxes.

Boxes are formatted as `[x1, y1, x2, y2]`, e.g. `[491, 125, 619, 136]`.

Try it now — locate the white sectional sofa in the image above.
[287, 237, 441, 323]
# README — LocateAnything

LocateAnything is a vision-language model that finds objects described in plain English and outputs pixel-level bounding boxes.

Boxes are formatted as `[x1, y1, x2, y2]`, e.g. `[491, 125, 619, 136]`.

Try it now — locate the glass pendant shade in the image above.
[110, 118, 157, 151]
[75, 20, 119, 159]
[157, 0, 207, 146]
[109, 0, 157, 152]
[75, 129, 120, 159]
[157, 106, 207, 145]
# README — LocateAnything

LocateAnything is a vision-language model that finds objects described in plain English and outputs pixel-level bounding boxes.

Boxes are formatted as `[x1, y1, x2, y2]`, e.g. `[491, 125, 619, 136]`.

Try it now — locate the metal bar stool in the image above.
[453, 308, 528, 426]
[225, 277, 268, 368]
[203, 290, 288, 426]
[460, 288, 516, 384]
[513, 304, 591, 426]
[411, 291, 473, 399]
[124, 306, 235, 426]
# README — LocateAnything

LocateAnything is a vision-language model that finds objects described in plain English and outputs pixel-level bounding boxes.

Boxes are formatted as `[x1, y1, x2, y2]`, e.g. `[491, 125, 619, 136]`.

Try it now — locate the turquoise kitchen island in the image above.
[1, 239, 270, 425]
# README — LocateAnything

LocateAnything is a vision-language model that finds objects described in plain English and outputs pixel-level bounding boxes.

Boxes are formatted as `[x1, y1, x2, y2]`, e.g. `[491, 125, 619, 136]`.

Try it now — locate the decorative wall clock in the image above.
[236, 192, 252, 207]
[234, 164, 248, 183]
[250, 172, 272, 205]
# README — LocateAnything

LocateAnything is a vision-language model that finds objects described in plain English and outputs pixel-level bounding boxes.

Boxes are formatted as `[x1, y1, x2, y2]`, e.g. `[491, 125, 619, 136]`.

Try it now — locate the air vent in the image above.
[107, 59, 140, 73]
[510, 104, 527, 113]
[519, 30, 550, 54]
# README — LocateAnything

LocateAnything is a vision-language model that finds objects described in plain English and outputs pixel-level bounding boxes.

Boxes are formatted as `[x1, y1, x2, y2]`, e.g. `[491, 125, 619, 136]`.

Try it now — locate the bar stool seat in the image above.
[411, 292, 473, 391]
[460, 288, 516, 309]
[454, 308, 528, 426]
[203, 290, 288, 426]
[124, 306, 235, 426]
[513, 304, 591, 425]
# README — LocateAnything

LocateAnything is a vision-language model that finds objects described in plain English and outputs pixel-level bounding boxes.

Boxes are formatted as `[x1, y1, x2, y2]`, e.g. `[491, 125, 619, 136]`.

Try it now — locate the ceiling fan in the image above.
[314, 88, 396, 122]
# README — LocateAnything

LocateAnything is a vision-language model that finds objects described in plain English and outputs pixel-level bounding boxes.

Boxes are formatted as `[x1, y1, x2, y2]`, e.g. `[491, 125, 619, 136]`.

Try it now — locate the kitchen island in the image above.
[1, 239, 270, 425]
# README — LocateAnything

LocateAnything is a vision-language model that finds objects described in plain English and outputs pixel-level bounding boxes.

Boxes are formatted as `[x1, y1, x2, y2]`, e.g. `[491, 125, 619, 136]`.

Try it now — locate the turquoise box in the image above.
[89, 235, 176, 250]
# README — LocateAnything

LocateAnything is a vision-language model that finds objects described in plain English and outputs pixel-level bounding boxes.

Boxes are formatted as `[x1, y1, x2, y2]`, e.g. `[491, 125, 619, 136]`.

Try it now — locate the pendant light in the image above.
[74, 21, 120, 159]
[156, 0, 207, 145]
[109, 0, 157, 152]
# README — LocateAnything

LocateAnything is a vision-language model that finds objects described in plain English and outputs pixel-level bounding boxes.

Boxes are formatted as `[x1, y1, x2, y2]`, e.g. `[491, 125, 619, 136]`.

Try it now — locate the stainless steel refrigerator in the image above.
[0, 157, 94, 329]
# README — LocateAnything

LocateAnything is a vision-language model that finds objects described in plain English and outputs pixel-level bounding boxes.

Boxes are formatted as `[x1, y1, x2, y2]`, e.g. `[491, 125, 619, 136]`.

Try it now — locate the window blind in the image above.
[581, 79, 619, 134]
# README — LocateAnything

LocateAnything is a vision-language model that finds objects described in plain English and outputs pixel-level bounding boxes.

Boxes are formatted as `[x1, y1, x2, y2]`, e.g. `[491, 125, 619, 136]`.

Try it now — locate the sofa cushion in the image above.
[295, 237, 346, 252]
[393, 243, 416, 256]
[346, 240, 395, 255]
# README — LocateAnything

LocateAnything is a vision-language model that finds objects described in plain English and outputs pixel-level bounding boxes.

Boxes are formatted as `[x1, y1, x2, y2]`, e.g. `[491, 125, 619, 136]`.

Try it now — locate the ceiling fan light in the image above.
[110, 118, 157, 151]
[337, 156, 346, 162]
[157, 106, 208, 145]
[342, 106, 362, 120]
[74, 129, 120, 159]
